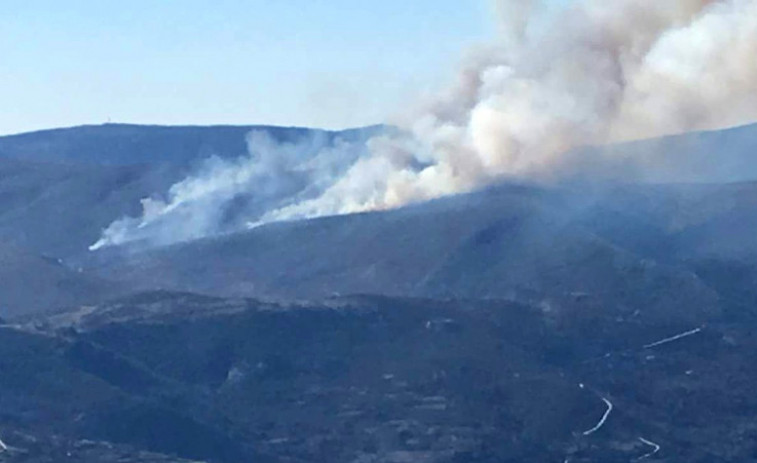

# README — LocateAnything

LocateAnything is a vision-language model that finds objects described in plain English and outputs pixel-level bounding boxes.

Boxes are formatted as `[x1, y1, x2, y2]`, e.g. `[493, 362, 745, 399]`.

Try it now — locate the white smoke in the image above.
[92, 0, 757, 249]
[90, 131, 367, 250]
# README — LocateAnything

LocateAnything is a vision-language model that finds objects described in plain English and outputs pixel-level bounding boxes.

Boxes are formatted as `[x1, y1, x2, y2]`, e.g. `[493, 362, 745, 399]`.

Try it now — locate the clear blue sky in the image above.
[1, 1, 499, 135]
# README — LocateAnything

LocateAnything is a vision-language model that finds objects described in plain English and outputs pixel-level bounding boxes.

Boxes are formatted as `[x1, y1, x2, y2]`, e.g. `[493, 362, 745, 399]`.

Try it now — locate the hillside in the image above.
[0, 157, 181, 258]
[0, 124, 383, 259]
[0, 122, 755, 323]
[0, 289, 752, 462]
[0, 123, 384, 318]
[0, 243, 119, 317]
[88, 180, 757, 324]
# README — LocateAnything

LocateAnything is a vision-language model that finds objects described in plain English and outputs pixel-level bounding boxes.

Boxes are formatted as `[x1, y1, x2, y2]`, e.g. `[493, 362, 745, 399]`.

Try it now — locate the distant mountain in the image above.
[0, 122, 754, 261]
[0, 123, 384, 166]
[0, 124, 383, 258]
[563, 122, 757, 183]
[0, 123, 384, 318]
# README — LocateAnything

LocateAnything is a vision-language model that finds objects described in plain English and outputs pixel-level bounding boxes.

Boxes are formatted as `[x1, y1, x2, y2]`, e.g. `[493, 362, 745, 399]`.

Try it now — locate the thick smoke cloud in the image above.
[265, 0, 757, 222]
[93, 0, 757, 249]
[258, 0, 757, 220]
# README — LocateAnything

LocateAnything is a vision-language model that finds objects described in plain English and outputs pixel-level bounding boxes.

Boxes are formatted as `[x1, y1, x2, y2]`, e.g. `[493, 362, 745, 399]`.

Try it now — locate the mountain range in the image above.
[0, 122, 756, 462]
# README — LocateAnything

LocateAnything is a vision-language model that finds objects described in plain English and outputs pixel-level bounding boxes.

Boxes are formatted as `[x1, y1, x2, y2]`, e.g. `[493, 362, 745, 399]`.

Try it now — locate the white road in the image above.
[636, 437, 661, 460]
[643, 327, 703, 349]
[582, 397, 613, 436]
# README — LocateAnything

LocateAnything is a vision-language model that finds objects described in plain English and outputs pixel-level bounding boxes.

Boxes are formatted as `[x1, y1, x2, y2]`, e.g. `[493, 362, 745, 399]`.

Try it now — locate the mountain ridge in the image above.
[0, 123, 385, 167]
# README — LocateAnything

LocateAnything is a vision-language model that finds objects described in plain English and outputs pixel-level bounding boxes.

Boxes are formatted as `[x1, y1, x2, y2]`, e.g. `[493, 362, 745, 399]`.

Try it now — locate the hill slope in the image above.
[0, 290, 752, 462]
[90, 181, 757, 323]
[3, 122, 757, 319]
[0, 124, 383, 258]
[0, 243, 118, 317]
[0, 157, 180, 258]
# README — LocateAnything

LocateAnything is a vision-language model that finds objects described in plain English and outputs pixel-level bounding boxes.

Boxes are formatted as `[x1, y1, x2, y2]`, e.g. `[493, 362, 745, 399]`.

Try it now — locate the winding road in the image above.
[582, 396, 614, 436]
[636, 437, 661, 460]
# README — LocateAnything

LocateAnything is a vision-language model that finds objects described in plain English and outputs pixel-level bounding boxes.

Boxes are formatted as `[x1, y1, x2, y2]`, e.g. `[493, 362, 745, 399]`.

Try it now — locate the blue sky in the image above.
[1, 1, 499, 135]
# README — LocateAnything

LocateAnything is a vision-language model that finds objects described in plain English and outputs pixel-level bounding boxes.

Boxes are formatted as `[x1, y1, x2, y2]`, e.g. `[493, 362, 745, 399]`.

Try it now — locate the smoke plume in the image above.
[93, 0, 757, 249]
[264, 0, 757, 222]
[90, 131, 368, 250]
